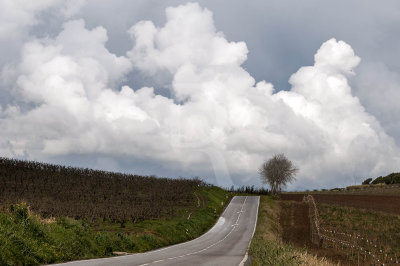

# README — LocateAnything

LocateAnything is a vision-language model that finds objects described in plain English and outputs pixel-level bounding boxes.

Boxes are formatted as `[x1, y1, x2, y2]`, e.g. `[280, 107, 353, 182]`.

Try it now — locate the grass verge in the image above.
[0, 186, 229, 265]
[249, 196, 333, 266]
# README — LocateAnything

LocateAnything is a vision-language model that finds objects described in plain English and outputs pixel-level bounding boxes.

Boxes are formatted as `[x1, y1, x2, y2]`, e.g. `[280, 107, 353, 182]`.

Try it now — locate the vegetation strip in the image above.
[0, 157, 203, 223]
[0, 186, 230, 265]
[0, 157, 231, 265]
[249, 196, 332, 266]
[137, 197, 248, 266]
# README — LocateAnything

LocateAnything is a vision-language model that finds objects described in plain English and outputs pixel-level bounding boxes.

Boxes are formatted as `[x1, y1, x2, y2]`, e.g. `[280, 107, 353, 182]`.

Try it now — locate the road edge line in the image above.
[238, 196, 260, 266]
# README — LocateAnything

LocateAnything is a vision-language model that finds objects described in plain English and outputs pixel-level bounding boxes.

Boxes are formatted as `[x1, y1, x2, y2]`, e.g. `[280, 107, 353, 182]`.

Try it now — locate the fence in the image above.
[302, 194, 399, 265]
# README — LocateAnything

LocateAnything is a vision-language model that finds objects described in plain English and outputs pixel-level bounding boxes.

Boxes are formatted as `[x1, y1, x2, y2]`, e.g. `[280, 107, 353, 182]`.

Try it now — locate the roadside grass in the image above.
[249, 196, 333, 266]
[0, 186, 230, 265]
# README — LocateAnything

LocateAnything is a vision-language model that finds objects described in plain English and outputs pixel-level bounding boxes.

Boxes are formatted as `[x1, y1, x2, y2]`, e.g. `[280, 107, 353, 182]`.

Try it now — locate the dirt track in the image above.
[280, 193, 400, 214]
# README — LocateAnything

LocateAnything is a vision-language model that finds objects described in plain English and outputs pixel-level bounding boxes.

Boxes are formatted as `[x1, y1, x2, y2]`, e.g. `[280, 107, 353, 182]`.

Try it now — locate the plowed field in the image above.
[280, 193, 400, 214]
[279, 201, 355, 265]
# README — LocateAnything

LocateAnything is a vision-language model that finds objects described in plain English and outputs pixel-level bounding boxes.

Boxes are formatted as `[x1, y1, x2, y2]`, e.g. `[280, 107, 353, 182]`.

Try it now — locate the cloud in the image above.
[0, 2, 399, 189]
[0, 0, 87, 52]
[276, 39, 399, 187]
[2, 0, 86, 28]
[352, 63, 400, 146]
[0, 0, 89, 106]
[0, 0, 55, 38]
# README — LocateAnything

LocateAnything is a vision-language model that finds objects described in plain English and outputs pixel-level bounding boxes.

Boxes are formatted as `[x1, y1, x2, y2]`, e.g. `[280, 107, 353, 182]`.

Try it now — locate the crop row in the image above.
[0, 157, 202, 223]
[303, 194, 399, 265]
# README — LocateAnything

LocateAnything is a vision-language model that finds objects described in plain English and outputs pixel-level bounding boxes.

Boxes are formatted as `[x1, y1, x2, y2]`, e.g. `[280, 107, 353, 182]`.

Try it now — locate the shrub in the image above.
[384, 173, 400, 184]
[370, 173, 400, 185]
[9, 202, 29, 221]
[362, 178, 372, 185]
[371, 176, 385, 184]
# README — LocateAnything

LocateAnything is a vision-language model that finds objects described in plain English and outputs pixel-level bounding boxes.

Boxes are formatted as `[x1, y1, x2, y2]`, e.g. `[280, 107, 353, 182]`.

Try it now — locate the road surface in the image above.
[53, 196, 260, 266]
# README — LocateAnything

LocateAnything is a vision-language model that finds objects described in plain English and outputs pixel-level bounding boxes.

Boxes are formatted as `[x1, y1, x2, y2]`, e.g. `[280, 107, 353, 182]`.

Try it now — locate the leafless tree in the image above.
[259, 154, 298, 195]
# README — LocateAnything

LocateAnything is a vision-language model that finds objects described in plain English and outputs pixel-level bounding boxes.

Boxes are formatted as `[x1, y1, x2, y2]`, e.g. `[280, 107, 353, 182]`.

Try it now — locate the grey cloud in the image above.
[1, 1, 400, 190]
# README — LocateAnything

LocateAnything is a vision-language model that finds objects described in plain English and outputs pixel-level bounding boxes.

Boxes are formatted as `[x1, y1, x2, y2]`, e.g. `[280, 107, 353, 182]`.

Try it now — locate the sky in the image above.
[1, 0, 400, 190]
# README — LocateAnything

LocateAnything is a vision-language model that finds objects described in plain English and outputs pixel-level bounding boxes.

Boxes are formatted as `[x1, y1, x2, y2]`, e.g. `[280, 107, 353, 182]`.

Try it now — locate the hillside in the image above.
[0, 157, 230, 265]
[0, 157, 202, 222]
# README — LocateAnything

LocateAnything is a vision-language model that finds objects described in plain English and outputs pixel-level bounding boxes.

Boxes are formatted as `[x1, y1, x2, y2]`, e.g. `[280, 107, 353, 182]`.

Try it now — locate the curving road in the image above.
[53, 196, 260, 266]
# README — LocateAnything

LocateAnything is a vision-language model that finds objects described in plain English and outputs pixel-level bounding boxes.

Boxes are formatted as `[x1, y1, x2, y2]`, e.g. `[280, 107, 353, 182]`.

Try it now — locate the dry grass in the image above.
[38, 216, 56, 224]
[249, 196, 335, 266]
[296, 251, 335, 266]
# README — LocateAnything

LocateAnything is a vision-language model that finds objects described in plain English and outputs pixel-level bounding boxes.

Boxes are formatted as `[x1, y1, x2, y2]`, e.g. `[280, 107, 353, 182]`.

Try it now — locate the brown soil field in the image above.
[279, 201, 354, 265]
[280, 193, 400, 215]
[280, 201, 311, 247]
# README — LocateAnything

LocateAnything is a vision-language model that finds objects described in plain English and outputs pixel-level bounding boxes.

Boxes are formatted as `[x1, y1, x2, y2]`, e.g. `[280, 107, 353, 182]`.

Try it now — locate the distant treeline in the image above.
[228, 185, 270, 195]
[0, 157, 202, 223]
[362, 173, 400, 185]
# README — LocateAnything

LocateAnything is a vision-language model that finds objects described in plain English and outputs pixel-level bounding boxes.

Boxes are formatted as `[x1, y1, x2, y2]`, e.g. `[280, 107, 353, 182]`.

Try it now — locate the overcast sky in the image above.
[1, 0, 400, 190]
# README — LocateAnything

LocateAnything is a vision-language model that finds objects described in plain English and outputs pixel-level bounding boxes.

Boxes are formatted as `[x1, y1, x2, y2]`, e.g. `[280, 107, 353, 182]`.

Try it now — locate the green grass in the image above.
[249, 196, 333, 266]
[0, 186, 230, 265]
[249, 196, 300, 266]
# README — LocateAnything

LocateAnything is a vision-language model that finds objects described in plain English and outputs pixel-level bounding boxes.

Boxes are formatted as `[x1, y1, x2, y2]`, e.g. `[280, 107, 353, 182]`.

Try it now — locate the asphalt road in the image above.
[53, 196, 260, 266]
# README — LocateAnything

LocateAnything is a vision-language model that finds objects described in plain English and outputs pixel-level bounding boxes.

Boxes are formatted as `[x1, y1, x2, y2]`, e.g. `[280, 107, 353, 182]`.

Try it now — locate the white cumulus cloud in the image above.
[0, 2, 399, 189]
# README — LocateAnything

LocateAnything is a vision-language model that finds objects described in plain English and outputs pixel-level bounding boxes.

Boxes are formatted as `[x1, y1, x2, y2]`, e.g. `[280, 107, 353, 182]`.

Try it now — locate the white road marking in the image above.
[50, 196, 258, 266]
[238, 196, 260, 266]
[137, 196, 249, 266]
[132, 197, 236, 263]
[239, 253, 249, 266]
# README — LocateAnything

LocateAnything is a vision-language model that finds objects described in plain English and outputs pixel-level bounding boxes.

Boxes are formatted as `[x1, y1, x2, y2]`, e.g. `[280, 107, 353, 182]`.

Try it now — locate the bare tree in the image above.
[259, 154, 298, 195]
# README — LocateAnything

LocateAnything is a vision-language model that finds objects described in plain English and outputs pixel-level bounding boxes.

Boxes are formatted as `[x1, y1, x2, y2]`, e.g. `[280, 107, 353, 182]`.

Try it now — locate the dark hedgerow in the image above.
[370, 173, 400, 185]
[362, 178, 373, 185]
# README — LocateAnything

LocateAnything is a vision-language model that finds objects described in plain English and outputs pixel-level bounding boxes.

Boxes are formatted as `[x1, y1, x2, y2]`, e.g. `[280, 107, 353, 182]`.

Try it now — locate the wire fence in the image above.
[303, 194, 399, 265]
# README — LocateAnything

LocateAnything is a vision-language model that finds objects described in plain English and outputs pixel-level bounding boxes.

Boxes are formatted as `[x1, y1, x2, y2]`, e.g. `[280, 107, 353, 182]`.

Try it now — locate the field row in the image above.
[280, 193, 400, 214]
[0, 157, 202, 222]
[280, 193, 400, 265]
